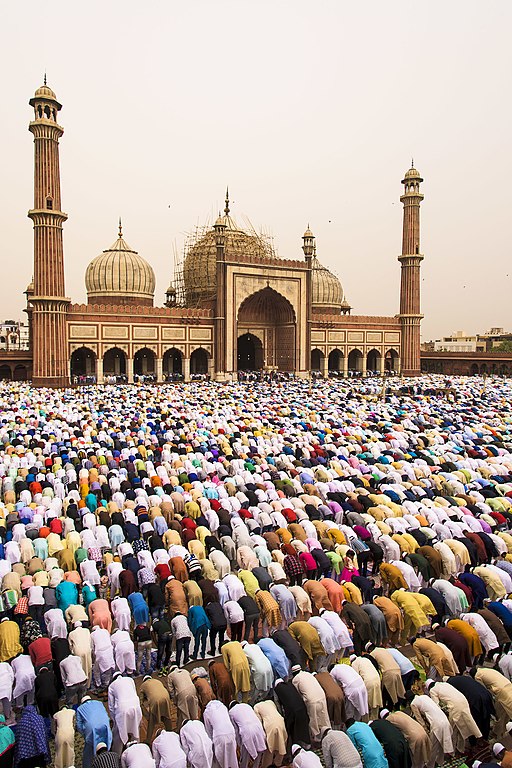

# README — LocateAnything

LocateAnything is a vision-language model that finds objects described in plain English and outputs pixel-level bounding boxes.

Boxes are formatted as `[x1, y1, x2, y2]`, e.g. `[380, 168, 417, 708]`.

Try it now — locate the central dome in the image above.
[183, 207, 274, 305]
[85, 225, 155, 306]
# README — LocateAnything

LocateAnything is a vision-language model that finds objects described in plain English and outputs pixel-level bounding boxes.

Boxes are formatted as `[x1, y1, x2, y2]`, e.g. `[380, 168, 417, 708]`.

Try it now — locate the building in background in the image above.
[0, 321, 30, 351]
[422, 328, 512, 375]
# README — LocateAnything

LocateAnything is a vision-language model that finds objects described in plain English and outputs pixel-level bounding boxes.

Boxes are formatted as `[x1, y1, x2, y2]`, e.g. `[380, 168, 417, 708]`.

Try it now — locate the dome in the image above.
[183, 212, 274, 304]
[403, 166, 423, 182]
[34, 84, 57, 101]
[85, 226, 155, 306]
[311, 256, 345, 312]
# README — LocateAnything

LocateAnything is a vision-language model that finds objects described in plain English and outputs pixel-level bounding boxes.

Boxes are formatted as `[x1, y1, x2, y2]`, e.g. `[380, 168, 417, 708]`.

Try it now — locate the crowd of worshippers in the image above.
[3, 376, 512, 768]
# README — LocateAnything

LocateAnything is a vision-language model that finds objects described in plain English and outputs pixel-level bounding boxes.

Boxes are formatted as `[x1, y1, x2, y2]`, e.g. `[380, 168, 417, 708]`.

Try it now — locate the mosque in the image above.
[22, 81, 424, 387]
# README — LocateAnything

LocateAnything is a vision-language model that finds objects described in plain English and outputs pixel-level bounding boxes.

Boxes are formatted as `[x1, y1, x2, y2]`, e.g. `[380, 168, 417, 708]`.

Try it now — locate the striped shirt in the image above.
[92, 750, 121, 768]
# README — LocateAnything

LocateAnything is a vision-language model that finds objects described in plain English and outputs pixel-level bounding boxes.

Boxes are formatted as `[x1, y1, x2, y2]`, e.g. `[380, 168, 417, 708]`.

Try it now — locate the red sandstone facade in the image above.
[6, 82, 429, 386]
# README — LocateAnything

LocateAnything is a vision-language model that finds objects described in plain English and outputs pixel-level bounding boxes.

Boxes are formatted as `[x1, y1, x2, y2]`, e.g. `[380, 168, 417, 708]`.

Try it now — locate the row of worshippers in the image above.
[10, 647, 512, 768]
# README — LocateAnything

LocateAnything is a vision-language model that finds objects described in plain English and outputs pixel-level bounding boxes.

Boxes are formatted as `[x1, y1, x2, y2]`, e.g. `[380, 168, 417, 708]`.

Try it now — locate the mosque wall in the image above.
[66, 304, 215, 382]
[310, 315, 402, 375]
[420, 351, 512, 376]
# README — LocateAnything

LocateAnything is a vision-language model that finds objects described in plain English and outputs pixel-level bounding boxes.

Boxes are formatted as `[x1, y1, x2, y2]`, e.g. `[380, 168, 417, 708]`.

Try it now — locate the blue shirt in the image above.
[76, 698, 112, 767]
[347, 722, 389, 768]
[128, 592, 149, 624]
[257, 638, 290, 679]
[386, 648, 415, 674]
[487, 601, 512, 628]
[55, 581, 78, 612]
[187, 606, 211, 634]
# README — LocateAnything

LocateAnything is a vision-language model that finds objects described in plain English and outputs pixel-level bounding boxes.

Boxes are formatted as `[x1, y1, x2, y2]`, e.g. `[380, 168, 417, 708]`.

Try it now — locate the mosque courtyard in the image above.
[3, 374, 512, 768]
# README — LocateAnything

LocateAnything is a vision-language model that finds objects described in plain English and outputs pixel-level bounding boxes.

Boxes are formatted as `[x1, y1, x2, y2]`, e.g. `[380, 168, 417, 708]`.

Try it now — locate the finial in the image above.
[411, 157, 414, 168]
[44, 72, 47, 86]
[118, 217, 122, 238]
[224, 187, 230, 216]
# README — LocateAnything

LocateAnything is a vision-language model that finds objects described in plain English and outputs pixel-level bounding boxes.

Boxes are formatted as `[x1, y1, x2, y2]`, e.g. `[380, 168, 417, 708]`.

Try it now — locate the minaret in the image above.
[213, 191, 228, 380]
[398, 163, 424, 376]
[27, 79, 70, 387]
[302, 226, 314, 373]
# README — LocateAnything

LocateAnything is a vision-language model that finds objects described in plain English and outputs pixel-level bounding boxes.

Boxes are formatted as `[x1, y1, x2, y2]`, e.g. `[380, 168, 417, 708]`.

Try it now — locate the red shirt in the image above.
[50, 518, 63, 534]
[28, 636, 52, 667]
[154, 563, 171, 583]
[282, 508, 297, 524]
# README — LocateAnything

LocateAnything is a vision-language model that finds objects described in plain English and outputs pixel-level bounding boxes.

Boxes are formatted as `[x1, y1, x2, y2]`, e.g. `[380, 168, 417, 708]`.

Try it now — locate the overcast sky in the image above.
[3, 1, 511, 340]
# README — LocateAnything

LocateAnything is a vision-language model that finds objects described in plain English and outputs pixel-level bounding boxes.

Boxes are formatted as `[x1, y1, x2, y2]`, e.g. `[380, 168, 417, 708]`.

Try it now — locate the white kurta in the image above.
[121, 742, 156, 768]
[308, 616, 340, 653]
[320, 611, 353, 649]
[431, 580, 465, 614]
[0, 662, 14, 700]
[330, 664, 369, 718]
[91, 627, 115, 673]
[242, 643, 274, 692]
[111, 631, 136, 673]
[44, 608, 68, 639]
[12, 655, 35, 699]
[152, 732, 187, 768]
[108, 676, 142, 745]
[390, 560, 422, 591]
[179, 719, 214, 768]
[461, 613, 499, 651]
[229, 702, 268, 759]
[433, 542, 458, 578]
[410, 694, 454, 754]
[203, 700, 239, 768]
[499, 653, 512, 681]
[111, 597, 131, 630]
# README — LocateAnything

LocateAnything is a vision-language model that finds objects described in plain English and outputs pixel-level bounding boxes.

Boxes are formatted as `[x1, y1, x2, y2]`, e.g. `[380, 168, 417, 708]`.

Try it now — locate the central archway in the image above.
[237, 287, 296, 372]
[237, 333, 264, 371]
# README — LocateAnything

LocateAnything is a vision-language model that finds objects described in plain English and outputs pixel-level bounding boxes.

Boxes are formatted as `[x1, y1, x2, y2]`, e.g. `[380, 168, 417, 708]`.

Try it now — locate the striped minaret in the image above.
[28, 79, 70, 387]
[398, 163, 424, 376]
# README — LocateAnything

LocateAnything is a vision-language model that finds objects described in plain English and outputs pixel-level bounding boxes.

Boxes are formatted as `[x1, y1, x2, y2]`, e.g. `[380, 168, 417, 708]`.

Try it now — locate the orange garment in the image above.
[320, 578, 345, 613]
[446, 619, 483, 658]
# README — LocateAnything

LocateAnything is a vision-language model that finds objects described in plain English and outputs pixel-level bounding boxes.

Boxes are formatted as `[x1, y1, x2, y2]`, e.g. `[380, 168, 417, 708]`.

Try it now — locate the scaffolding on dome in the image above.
[168, 217, 278, 308]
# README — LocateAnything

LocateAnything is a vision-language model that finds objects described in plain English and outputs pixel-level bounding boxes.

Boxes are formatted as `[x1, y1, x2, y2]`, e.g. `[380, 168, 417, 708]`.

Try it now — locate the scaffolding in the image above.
[168, 216, 278, 308]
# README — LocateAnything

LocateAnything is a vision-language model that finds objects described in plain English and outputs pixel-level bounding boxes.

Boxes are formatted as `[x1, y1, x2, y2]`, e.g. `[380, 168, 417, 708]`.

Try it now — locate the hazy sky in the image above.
[3, 1, 511, 340]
